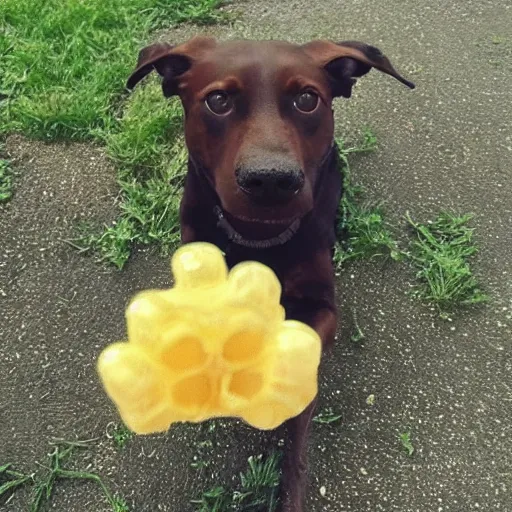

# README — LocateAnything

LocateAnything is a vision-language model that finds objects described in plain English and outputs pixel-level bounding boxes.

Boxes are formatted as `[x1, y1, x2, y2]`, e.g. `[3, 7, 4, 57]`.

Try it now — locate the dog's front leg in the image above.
[279, 398, 317, 512]
[279, 306, 336, 512]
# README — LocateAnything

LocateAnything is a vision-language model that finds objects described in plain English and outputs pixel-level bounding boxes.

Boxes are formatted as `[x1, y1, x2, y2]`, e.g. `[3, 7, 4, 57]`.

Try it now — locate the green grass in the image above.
[191, 439, 214, 470]
[108, 422, 134, 450]
[399, 431, 414, 457]
[0, 157, 13, 203]
[313, 407, 342, 425]
[349, 308, 366, 344]
[192, 453, 281, 511]
[406, 212, 488, 312]
[0, 0, 224, 140]
[0, 439, 127, 511]
[334, 130, 402, 269]
[0, 463, 33, 498]
[193, 486, 232, 511]
[72, 80, 185, 268]
[333, 133, 488, 312]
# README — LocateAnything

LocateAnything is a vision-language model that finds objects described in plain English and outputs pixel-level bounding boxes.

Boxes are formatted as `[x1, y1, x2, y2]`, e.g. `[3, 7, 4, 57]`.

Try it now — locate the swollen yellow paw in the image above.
[97, 242, 321, 434]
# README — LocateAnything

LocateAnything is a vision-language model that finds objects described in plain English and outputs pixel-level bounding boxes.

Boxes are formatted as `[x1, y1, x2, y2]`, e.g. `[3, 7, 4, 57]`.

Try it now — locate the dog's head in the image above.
[127, 37, 414, 225]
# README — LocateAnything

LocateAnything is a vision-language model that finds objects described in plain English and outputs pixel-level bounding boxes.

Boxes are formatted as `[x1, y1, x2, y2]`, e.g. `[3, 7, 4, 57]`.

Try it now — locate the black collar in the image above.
[213, 206, 301, 249]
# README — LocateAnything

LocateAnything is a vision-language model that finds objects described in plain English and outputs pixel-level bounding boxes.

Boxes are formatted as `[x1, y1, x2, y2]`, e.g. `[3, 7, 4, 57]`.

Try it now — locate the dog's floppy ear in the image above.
[302, 40, 415, 98]
[126, 37, 216, 97]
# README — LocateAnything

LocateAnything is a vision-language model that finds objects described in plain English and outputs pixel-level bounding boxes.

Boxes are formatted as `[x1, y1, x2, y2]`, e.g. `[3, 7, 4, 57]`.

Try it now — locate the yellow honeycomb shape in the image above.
[97, 242, 321, 434]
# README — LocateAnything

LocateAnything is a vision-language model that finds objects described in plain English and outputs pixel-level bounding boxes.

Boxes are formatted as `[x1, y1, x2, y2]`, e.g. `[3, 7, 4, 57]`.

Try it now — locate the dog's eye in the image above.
[294, 91, 319, 113]
[205, 91, 233, 116]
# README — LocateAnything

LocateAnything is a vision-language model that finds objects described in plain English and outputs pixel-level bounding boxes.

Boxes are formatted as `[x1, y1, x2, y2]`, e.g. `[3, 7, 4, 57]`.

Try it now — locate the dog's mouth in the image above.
[219, 182, 313, 230]
[220, 208, 304, 243]
[227, 194, 312, 225]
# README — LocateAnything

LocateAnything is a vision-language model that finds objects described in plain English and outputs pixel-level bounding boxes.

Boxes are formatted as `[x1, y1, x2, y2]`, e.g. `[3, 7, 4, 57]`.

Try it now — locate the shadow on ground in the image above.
[1, 1, 511, 511]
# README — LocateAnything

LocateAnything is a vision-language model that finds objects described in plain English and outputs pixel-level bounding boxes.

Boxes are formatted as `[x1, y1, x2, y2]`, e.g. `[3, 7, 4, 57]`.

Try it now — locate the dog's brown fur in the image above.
[127, 37, 413, 511]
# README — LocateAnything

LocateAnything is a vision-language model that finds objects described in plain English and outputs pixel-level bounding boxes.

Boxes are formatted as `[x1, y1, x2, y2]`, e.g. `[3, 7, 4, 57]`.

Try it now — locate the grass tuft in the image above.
[107, 422, 134, 450]
[1, 439, 127, 511]
[334, 130, 402, 269]
[193, 486, 232, 512]
[349, 308, 365, 344]
[191, 439, 214, 471]
[399, 431, 414, 457]
[0, 463, 33, 500]
[313, 407, 342, 425]
[235, 453, 281, 509]
[0, 157, 14, 203]
[71, 81, 186, 268]
[406, 212, 488, 311]
[192, 452, 281, 511]
[366, 394, 376, 406]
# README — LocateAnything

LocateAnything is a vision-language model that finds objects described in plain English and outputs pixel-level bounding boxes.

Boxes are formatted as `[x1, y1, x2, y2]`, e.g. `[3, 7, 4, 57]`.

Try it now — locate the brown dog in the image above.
[127, 37, 414, 511]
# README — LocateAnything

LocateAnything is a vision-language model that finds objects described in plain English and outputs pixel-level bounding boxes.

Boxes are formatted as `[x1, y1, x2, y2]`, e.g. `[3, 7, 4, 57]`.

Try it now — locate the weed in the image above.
[235, 453, 281, 509]
[32, 440, 126, 512]
[74, 218, 135, 269]
[0, 463, 33, 500]
[406, 212, 488, 311]
[313, 407, 342, 425]
[192, 439, 214, 471]
[399, 432, 414, 457]
[350, 327, 365, 344]
[113, 496, 130, 512]
[192, 452, 281, 511]
[334, 130, 402, 269]
[107, 422, 133, 450]
[491, 35, 506, 45]
[350, 308, 365, 344]
[196, 440, 214, 450]
[0, 439, 127, 511]
[366, 394, 376, 406]
[193, 486, 232, 512]
[191, 459, 210, 471]
[0, 158, 13, 203]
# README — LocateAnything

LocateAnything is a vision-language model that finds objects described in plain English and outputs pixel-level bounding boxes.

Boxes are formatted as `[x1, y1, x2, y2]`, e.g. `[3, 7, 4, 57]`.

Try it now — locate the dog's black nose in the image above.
[236, 167, 305, 204]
